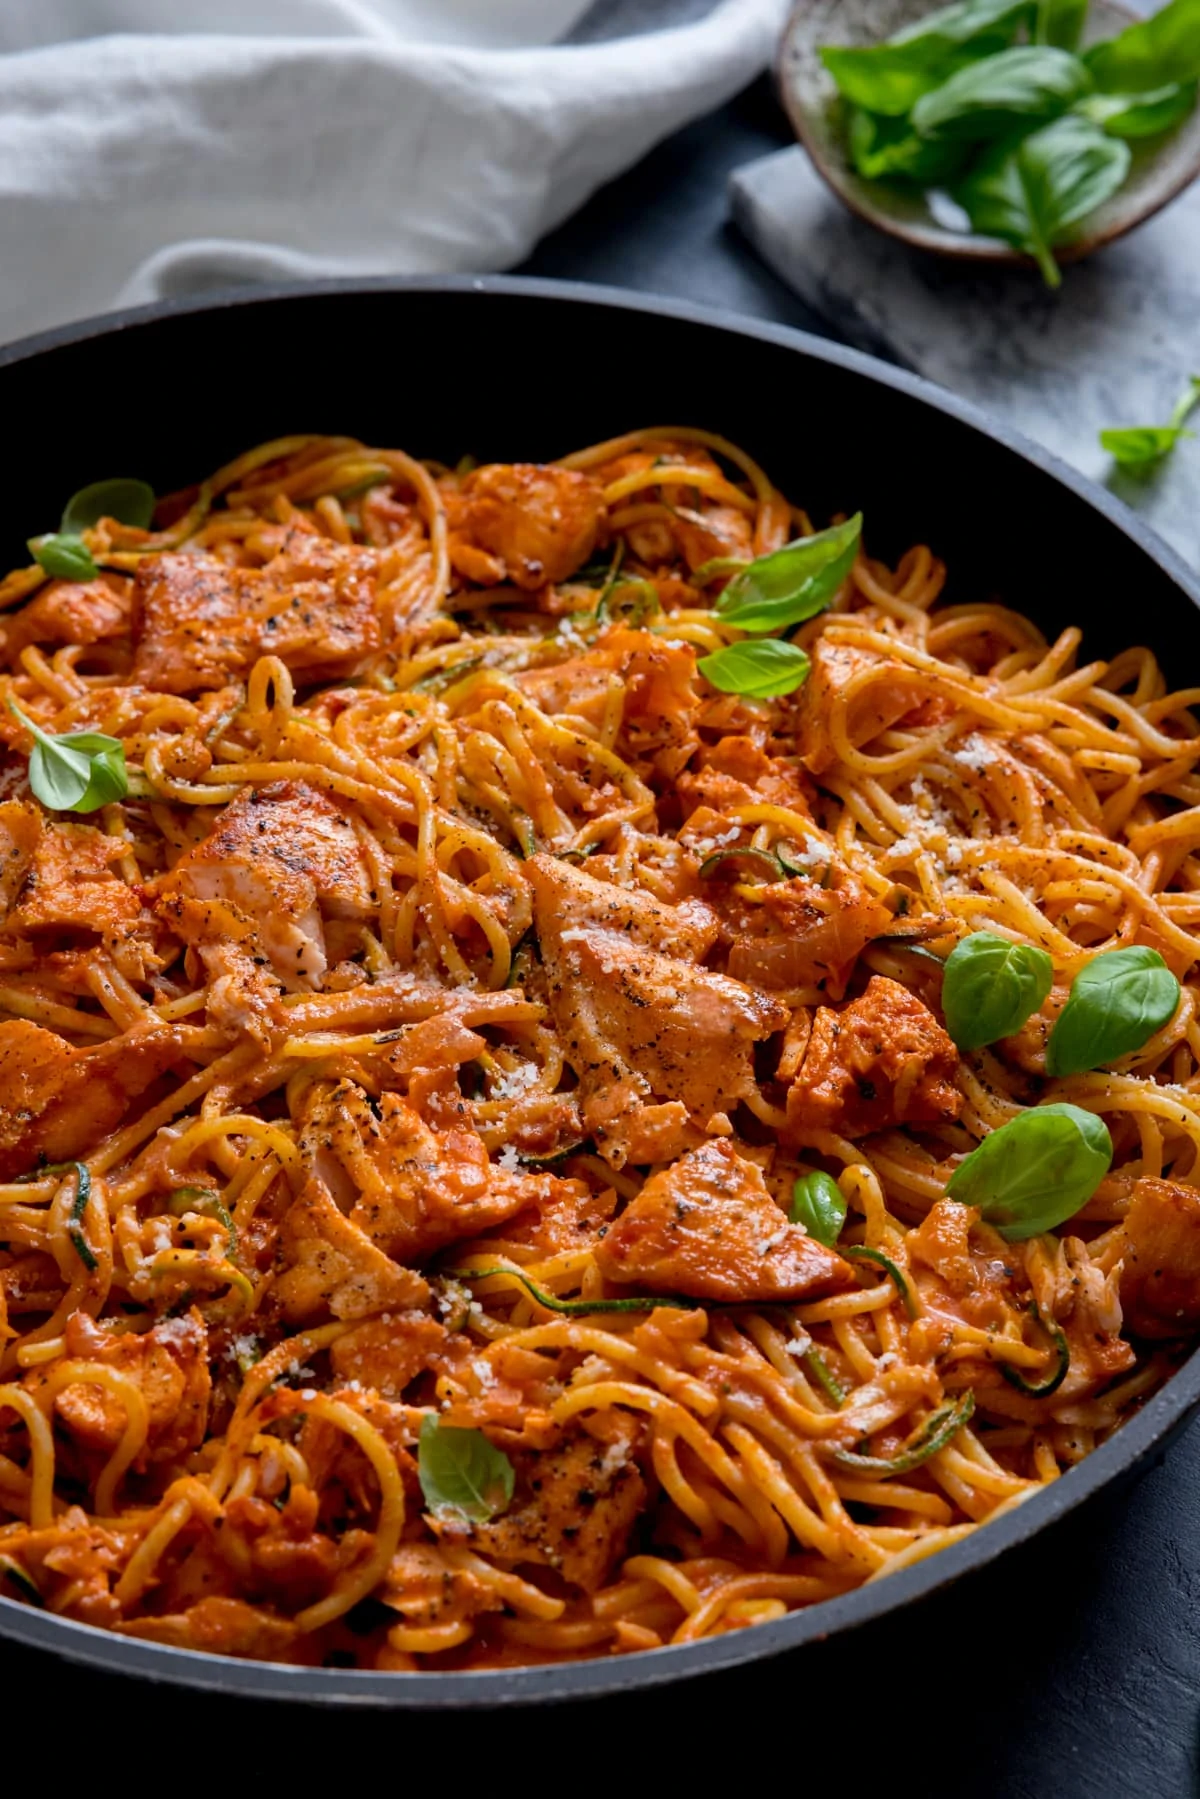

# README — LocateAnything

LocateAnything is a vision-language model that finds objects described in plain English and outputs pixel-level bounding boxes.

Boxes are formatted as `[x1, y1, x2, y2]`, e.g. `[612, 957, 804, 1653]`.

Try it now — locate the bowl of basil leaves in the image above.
[779, 0, 1200, 285]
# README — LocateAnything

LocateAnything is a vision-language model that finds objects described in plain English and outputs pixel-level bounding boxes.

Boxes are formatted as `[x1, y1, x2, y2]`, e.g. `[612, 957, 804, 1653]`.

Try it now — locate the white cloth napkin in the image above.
[0, 0, 789, 346]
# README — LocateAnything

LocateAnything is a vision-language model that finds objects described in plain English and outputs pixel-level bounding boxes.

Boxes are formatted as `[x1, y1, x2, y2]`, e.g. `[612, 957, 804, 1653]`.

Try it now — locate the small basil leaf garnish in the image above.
[1036, 0, 1087, 49]
[946, 1101, 1113, 1239]
[1084, 0, 1200, 95]
[941, 930, 1054, 1051]
[6, 699, 129, 814]
[819, 0, 1033, 116]
[28, 534, 98, 582]
[912, 45, 1092, 141]
[60, 477, 155, 535]
[713, 514, 862, 634]
[1080, 79, 1199, 140]
[417, 1415, 515, 1524]
[698, 639, 812, 699]
[1045, 946, 1181, 1077]
[1100, 375, 1200, 466]
[790, 1170, 847, 1247]
[952, 113, 1131, 288]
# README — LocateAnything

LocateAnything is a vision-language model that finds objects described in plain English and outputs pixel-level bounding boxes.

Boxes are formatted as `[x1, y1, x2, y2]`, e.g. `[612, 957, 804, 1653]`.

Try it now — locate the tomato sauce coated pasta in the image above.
[0, 427, 1199, 1670]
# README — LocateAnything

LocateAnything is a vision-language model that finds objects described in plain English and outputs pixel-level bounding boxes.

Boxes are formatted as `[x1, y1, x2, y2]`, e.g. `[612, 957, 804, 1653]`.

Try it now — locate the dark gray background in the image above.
[1, 4, 1196, 1789]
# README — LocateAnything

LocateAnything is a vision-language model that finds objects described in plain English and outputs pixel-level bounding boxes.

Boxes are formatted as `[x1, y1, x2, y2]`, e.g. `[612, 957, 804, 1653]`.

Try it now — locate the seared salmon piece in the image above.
[156, 780, 374, 990]
[518, 626, 700, 774]
[381, 1541, 505, 1628]
[527, 853, 718, 960]
[528, 855, 786, 1169]
[0, 1018, 181, 1180]
[459, 1423, 646, 1591]
[2, 573, 133, 659]
[595, 1138, 852, 1302]
[27, 1308, 211, 1466]
[131, 531, 381, 694]
[328, 1312, 448, 1397]
[796, 637, 920, 776]
[117, 1597, 298, 1659]
[1115, 1177, 1200, 1339]
[273, 1175, 429, 1323]
[444, 463, 605, 590]
[909, 1199, 1026, 1337]
[2, 809, 143, 938]
[786, 975, 961, 1139]
[301, 1081, 579, 1263]
[677, 734, 815, 819]
[726, 870, 893, 997]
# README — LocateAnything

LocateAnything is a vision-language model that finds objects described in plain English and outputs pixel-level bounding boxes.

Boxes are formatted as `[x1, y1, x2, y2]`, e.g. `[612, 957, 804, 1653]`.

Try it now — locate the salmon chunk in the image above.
[1116, 1178, 1200, 1339]
[328, 1312, 448, 1397]
[117, 1597, 298, 1660]
[301, 1081, 577, 1263]
[444, 463, 605, 590]
[726, 870, 894, 997]
[786, 975, 961, 1139]
[796, 637, 920, 776]
[460, 1424, 645, 1591]
[528, 855, 785, 1168]
[1, 807, 143, 938]
[518, 627, 700, 776]
[595, 1138, 853, 1302]
[274, 1176, 429, 1323]
[131, 531, 381, 694]
[29, 1308, 211, 1466]
[3, 573, 133, 659]
[157, 780, 374, 990]
[0, 1018, 181, 1180]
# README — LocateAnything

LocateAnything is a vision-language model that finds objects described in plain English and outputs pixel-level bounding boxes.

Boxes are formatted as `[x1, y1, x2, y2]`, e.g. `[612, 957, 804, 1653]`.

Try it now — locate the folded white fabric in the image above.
[0, 0, 790, 346]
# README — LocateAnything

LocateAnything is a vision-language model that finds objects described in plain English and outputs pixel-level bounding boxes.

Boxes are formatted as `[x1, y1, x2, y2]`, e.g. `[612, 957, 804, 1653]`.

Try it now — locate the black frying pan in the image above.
[0, 275, 1197, 1707]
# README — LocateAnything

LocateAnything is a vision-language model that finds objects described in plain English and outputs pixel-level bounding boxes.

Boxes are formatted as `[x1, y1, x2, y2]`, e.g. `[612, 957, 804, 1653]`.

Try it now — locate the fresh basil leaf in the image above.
[60, 477, 155, 534]
[790, 1170, 847, 1247]
[70, 744, 129, 813]
[941, 931, 1054, 1051]
[1084, 0, 1200, 94]
[1036, 0, 1087, 49]
[1080, 79, 1199, 138]
[947, 1102, 1113, 1239]
[28, 533, 98, 582]
[952, 113, 1131, 287]
[714, 514, 862, 634]
[849, 108, 970, 181]
[1100, 424, 1193, 463]
[1045, 946, 1181, 1076]
[6, 701, 128, 814]
[417, 1415, 514, 1524]
[820, 0, 1034, 116]
[1100, 377, 1200, 464]
[698, 639, 812, 699]
[913, 46, 1093, 140]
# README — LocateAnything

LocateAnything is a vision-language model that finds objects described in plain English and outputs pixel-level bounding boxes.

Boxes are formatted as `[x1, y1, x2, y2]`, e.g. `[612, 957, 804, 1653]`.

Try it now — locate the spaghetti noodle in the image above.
[0, 427, 1197, 1671]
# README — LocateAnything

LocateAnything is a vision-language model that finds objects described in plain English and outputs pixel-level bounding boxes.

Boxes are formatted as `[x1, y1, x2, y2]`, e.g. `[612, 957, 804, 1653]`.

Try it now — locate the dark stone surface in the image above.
[0, 6, 1196, 1788]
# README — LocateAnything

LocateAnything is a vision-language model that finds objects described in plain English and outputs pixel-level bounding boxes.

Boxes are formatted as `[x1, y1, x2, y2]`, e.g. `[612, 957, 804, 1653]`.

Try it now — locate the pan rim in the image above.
[1, 272, 1197, 1705]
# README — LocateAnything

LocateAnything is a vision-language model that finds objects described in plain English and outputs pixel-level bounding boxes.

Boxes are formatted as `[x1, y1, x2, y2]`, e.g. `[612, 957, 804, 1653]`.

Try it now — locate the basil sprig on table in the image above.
[417, 1415, 515, 1524]
[28, 475, 156, 585]
[790, 1170, 847, 1247]
[941, 931, 1054, 1050]
[821, 0, 1200, 288]
[1045, 946, 1181, 1076]
[6, 698, 128, 814]
[947, 1101, 1113, 1238]
[697, 514, 862, 700]
[1100, 375, 1200, 466]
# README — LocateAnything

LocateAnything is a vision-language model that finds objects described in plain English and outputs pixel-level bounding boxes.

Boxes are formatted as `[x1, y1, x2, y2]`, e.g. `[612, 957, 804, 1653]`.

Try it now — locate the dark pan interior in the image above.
[1, 275, 1198, 1707]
